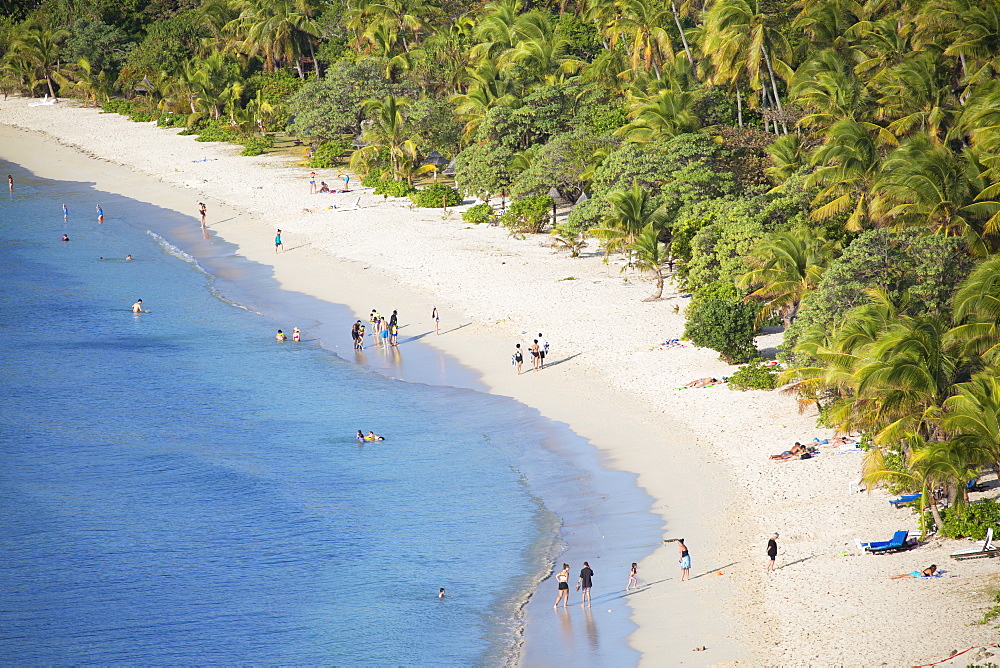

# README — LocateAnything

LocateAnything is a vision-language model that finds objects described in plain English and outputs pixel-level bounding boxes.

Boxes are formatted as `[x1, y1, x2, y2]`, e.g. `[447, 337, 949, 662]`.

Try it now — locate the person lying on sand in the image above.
[890, 565, 937, 579]
[684, 377, 720, 388]
[770, 443, 812, 460]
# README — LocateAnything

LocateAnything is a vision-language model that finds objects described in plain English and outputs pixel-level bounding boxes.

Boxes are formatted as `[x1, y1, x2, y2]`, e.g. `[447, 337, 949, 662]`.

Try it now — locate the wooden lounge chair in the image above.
[951, 528, 999, 560]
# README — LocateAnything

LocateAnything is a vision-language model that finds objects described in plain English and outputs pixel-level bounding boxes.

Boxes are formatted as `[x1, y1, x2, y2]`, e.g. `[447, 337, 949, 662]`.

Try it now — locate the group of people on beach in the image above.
[512, 333, 549, 374]
[352, 309, 400, 350]
[309, 171, 350, 194]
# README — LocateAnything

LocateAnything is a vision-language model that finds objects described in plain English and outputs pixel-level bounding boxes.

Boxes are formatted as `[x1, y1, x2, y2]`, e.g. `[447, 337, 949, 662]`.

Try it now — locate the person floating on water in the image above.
[366, 431, 385, 441]
[132, 299, 149, 313]
[357, 430, 366, 443]
[276, 329, 287, 342]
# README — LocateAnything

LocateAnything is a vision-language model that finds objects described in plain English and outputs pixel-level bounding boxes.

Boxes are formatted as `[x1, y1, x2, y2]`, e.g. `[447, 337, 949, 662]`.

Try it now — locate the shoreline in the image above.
[5, 98, 1000, 665]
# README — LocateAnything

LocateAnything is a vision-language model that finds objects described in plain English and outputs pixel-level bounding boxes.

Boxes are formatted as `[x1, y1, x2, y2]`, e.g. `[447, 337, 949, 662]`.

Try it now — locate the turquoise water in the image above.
[0, 162, 658, 665]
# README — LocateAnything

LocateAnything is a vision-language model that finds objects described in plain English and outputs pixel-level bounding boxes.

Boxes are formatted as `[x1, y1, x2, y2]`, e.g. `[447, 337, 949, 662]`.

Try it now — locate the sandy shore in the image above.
[3, 97, 999, 666]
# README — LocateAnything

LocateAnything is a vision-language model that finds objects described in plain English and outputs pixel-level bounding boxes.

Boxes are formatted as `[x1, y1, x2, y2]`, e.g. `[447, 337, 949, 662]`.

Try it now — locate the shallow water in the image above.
[0, 162, 660, 665]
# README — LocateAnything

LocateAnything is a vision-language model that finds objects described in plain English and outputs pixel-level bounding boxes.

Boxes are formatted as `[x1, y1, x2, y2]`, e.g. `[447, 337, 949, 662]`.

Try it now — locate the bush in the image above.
[728, 358, 779, 391]
[308, 139, 349, 168]
[361, 170, 388, 187]
[684, 282, 759, 363]
[373, 178, 417, 198]
[194, 122, 239, 143]
[501, 195, 552, 235]
[128, 110, 156, 122]
[157, 112, 186, 128]
[101, 98, 133, 115]
[935, 499, 1000, 540]
[240, 135, 275, 156]
[463, 203, 495, 224]
[410, 183, 462, 208]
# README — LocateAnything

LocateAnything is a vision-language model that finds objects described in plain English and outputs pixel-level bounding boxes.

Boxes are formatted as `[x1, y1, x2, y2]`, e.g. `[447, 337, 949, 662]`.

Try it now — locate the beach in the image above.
[2, 97, 998, 665]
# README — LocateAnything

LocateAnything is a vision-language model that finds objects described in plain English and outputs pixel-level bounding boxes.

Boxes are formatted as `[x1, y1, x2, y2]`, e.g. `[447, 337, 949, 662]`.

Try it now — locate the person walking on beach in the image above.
[132, 299, 149, 314]
[766, 533, 778, 572]
[553, 563, 570, 608]
[669, 539, 691, 582]
[62, 203, 68, 219]
[199, 202, 207, 225]
[96, 205, 104, 223]
[275, 229, 283, 253]
[627, 562, 638, 591]
[432, 307, 439, 335]
[530, 339, 541, 371]
[537, 333, 548, 367]
[577, 562, 594, 606]
[513, 343, 523, 374]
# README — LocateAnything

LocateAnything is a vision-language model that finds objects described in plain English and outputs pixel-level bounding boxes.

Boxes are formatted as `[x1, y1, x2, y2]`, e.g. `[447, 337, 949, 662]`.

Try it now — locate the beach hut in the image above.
[134, 76, 154, 94]
[574, 192, 589, 207]
[422, 150, 449, 180]
[442, 158, 457, 176]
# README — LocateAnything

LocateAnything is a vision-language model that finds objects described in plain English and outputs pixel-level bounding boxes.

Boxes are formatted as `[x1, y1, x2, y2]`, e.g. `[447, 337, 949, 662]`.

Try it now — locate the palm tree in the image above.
[806, 118, 896, 231]
[871, 133, 1000, 255]
[55, 57, 110, 107]
[790, 49, 869, 132]
[943, 372, 1000, 479]
[766, 134, 805, 183]
[872, 52, 958, 145]
[362, 94, 415, 179]
[950, 256, 1000, 361]
[625, 223, 669, 301]
[615, 88, 700, 142]
[737, 227, 840, 328]
[701, 0, 791, 133]
[7, 25, 70, 99]
[227, 0, 319, 77]
[603, 0, 676, 80]
[589, 181, 668, 255]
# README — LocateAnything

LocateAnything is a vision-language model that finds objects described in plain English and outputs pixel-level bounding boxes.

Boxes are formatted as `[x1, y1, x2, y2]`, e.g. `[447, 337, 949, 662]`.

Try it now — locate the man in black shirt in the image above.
[578, 562, 594, 607]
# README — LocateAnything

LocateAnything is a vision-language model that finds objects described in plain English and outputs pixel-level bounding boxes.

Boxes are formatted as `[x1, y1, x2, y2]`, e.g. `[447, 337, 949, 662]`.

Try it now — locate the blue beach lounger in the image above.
[889, 493, 921, 507]
[865, 530, 910, 554]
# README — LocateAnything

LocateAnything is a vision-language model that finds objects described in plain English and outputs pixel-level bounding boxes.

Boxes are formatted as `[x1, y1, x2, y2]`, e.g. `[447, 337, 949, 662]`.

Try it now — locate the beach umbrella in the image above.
[423, 150, 449, 168]
[442, 158, 457, 176]
[575, 191, 589, 206]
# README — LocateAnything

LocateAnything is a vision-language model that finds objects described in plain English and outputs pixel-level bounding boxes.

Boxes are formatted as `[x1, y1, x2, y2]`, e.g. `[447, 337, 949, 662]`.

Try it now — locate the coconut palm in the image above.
[362, 94, 415, 179]
[589, 181, 668, 255]
[950, 256, 1000, 361]
[6, 25, 70, 99]
[790, 49, 869, 132]
[737, 227, 840, 328]
[943, 372, 1000, 479]
[872, 52, 958, 144]
[615, 88, 700, 142]
[625, 223, 669, 301]
[227, 0, 319, 77]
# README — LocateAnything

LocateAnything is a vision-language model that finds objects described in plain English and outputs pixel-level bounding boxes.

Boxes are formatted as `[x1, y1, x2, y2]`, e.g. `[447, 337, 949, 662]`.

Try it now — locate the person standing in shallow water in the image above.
[578, 562, 594, 606]
[627, 562, 638, 590]
[553, 563, 570, 608]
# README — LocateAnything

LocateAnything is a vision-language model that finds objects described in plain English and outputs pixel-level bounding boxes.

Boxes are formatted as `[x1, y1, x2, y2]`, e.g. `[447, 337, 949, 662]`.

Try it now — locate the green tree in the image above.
[625, 223, 669, 300]
[589, 181, 668, 255]
[683, 282, 760, 363]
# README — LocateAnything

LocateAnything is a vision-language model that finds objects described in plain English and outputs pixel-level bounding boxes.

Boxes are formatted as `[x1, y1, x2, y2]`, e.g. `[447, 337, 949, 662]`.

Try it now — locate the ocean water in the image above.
[0, 161, 659, 665]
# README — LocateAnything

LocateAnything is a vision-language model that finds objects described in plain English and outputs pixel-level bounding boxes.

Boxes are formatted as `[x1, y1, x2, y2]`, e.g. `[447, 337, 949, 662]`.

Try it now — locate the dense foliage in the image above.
[9, 0, 1000, 531]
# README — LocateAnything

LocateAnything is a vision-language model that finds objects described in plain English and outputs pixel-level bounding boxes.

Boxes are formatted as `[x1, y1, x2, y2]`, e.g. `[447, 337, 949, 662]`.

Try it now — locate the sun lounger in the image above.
[863, 530, 911, 554]
[889, 493, 921, 507]
[951, 528, 999, 560]
[331, 196, 361, 212]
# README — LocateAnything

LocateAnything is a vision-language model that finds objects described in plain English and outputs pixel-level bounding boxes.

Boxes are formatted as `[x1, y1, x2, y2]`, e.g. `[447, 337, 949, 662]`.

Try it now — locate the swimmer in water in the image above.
[292, 327, 300, 342]
[357, 430, 366, 443]
[62, 203, 68, 219]
[438, 588, 445, 599]
[96, 205, 104, 223]
[132, 299, 149, 313]
[125, 255, 133, 261]
[366, 431, 385, 441]
[62, 234, 69, 242]
[276, 329, 287, 342]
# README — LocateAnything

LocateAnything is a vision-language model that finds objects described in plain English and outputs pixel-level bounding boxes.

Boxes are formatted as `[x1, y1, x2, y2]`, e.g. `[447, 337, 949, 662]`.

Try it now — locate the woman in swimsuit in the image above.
[890, 565, 937, 579]
[357, 430, 366, 443]
[627, 563, 638, 591]
[553, 563, 570, 608]
[514, 344, 523, 375]
[366, 431, 385, 441]
[292, 327, 300, 342]
[530, 340, 541, 371]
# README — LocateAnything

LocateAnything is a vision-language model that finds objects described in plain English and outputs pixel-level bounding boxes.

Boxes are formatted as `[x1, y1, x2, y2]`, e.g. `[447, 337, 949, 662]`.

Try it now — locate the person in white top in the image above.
[536, 333, 549, 367]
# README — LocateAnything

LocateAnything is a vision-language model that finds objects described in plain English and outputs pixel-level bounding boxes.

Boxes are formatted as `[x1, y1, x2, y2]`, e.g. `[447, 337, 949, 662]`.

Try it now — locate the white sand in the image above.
[3, 97, 998, 666]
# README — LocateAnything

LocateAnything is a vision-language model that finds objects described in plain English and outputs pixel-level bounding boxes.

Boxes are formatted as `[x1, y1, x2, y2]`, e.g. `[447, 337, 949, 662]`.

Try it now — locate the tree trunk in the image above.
[671, 2, 697, 82]
[308, 39, 318, 78]
[760, 44, 788, 134]
[929, 501, 943, 533]
[46, 74, 56, 100]
[736, 86, 743, 128]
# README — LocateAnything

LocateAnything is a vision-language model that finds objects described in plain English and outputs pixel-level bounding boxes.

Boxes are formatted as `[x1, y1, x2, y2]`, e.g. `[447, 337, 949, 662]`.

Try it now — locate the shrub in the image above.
[728, 358, 779, 391]
[410, 183, 462, 208]
[373, 178, 417, 198]
[935, 499, 1000, 539]
[240, 135, 274, 156]
[101, 98, 133, 115]
[157, 112, 186, 128]
[194, 122, 239, 143]
[361, 170, 388, 187]
[128, 110, 155, 122]
[463, 203, 495, 224]
[308, 139, 349, 168]
[683, 282, 759, 363]
[501, 194, 552, 235]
